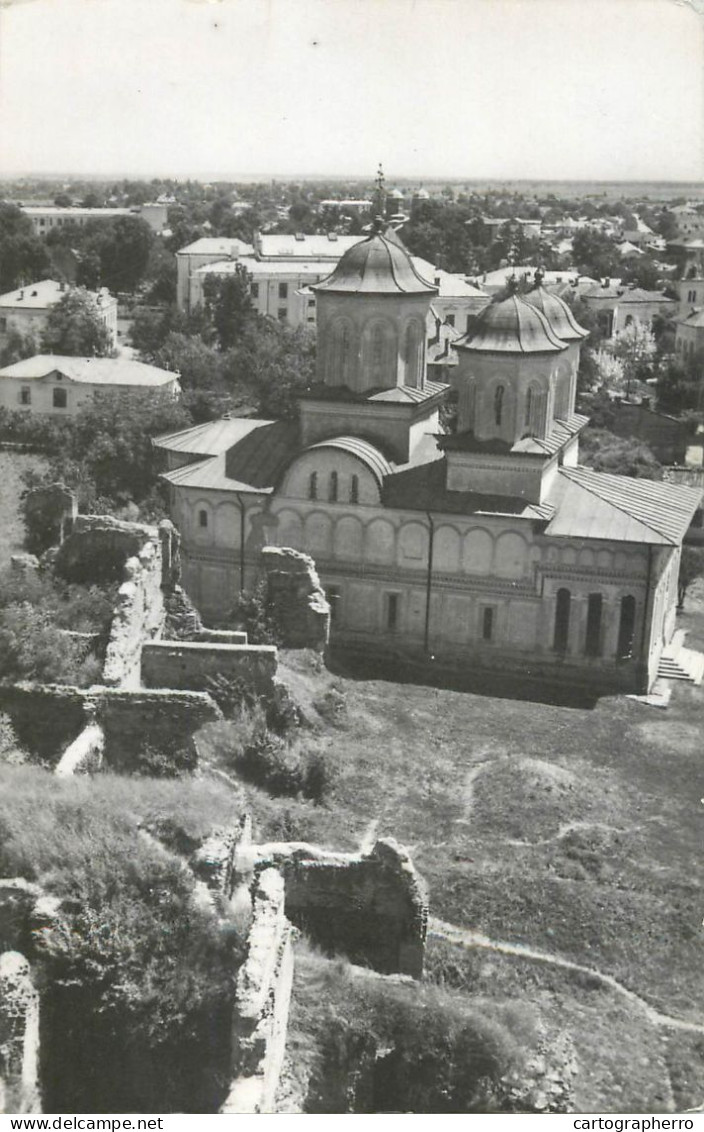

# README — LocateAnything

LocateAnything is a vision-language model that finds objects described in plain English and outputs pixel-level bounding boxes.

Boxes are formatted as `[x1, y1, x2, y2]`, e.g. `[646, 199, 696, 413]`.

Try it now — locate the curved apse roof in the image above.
[305, 436, 394, 485]
[456, 292, 567, 354]
[522, 284, 588, 342]
[312, 229, 437, 296]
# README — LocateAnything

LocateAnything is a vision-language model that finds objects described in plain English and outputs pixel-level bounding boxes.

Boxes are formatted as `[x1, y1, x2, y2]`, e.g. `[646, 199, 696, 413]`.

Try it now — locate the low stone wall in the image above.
[240, 838, 428, 979]
[0, 684, 221, 773]
[0, 684, 88, 764]
[97, 688, 222, 773]
[0, 952, 41, 1114]
[221, 868, 294, 1115]
[141, 641, 277, 696]
[102, 536, 166, 690]
[261, 547, 330, 652]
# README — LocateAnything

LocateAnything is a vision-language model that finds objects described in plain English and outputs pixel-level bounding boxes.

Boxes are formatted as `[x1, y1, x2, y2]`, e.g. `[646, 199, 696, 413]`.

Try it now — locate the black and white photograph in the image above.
[0, 0, 703, 1119]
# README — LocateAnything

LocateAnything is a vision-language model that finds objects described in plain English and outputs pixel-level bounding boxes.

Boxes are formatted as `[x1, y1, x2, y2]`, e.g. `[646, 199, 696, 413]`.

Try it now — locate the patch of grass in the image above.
[0, 766, 245, 1113]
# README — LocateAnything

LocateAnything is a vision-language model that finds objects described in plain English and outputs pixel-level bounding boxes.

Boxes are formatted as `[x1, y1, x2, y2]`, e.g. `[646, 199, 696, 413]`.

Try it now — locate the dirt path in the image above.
[429, 917, 704, 1035]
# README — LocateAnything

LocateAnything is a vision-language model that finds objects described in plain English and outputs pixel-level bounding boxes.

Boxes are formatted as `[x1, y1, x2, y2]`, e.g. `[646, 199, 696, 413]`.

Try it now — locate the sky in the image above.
[0, 0, 702, 183]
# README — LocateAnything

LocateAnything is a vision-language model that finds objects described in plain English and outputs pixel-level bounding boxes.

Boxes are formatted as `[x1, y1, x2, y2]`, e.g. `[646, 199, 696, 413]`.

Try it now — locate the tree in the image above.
[0, 204, 52, 292]
[203, 267, 254, 349]
[0, 329, 38, 368]
[41, 288, 115, 357]
[678, 545, 704, 607]
[610, 321, 656, 396]
[96, 215, 154, 293]
[572, 230, 620, 280]
[580, 428, 662, 479]
[656, 351, 704, 416]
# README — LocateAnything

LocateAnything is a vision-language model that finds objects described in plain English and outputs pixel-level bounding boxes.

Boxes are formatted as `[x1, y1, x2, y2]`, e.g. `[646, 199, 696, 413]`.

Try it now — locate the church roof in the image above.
[522, 282, 588, 342]
[307, 436, 394, 485]
[456, 292, 567, 354]
[161, 419, 299, 494]
[312, 228, 437, 296]
[546, 466, 701, 545]
[154, 416, 272, 457]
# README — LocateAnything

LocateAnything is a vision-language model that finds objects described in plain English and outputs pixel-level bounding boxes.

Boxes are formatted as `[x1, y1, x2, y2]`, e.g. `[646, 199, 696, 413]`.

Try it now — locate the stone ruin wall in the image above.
[260, 547, 330, 651]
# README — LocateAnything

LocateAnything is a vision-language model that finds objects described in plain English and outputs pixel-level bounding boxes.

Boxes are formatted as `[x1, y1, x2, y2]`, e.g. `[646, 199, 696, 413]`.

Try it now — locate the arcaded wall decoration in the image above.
[260, 546, 330, 652]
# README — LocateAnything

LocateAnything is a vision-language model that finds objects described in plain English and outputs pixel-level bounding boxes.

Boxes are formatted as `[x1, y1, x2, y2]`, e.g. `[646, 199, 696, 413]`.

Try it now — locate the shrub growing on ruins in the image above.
[0, 603, 98, 685]
[292, 949, 538, 1113]
[0, 769, 246, 1113]
[228, 580, 282, 646]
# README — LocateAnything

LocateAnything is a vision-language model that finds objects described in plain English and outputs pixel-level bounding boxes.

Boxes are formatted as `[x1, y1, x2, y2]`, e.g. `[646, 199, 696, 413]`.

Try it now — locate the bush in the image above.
[0, 768, 245, 1112]
[0, 603, 99, 686]
[228, 580, 281, 646]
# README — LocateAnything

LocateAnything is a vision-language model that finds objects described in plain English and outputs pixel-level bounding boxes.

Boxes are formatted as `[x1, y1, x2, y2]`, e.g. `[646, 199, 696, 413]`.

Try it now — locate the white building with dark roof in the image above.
[0, 354, 180, 416]
[157, 226, 700, 695]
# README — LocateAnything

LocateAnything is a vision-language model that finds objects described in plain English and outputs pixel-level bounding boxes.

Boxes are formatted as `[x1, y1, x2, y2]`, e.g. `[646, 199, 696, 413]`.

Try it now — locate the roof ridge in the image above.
[561, 466, 677, 544]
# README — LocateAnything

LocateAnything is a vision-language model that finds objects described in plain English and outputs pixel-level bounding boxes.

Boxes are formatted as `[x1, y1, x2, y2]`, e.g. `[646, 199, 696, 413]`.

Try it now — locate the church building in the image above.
[156, 224, 700, 694]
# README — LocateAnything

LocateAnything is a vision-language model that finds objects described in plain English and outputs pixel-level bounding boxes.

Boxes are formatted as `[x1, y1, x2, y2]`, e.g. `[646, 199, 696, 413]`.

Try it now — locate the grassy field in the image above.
[239, 597, 704, 1113]
[0, 450, 47, 567]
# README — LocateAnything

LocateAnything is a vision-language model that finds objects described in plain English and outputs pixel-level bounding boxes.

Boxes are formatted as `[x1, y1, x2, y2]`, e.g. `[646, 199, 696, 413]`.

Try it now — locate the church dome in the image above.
[457, 286, 567, 354]
[522, 273, 588, 341]
[312, 225, 437, 295]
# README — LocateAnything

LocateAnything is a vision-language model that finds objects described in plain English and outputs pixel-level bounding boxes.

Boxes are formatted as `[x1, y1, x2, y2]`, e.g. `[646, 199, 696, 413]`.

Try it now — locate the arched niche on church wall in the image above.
[192, 498, 214, 545]
[597, 549, 612, 570]
[579, 548, 596, 569]
[494, 531, 528, 578]
[361, 318, 398, 390]
[334, 515, 364, 560]
[398, 521, 428, 564]
[326, 316, 357, 387]
[402, 318, 424, 389]
[462, 528, 493, 574]
[479, 378, 516, 441]
[553, 359, 572, 419]
[561, 546, 578, 567]
[522, 380, 547, 437]
[275, 508, 304, 551]
[304, 511, 333, 557]
[434, 525, 462, 572]
[365, 517, 396, 565]
[214, 502, 240, 549]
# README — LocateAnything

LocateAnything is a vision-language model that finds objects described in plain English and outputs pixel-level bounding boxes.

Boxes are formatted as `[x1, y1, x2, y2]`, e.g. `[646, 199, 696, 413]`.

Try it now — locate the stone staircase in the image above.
[657, 630, 704, 685]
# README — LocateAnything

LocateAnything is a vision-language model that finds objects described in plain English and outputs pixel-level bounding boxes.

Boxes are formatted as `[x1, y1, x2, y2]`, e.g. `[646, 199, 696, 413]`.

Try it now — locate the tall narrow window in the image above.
[198, 509, 208, 528]
[494, 384, 504, 426]
[553, 588, 571, 653]
[386, 593, 399, 632]
[481, 606, 495, 641]
[617, 595, 636, 659]
[308, 471, 317, 500]
[53, 387, 67, 409]
[585, 592, 603, 657]
[329, 470, 338, 502]
[525, 386, 533, 428]
[350, 474, 359, 504]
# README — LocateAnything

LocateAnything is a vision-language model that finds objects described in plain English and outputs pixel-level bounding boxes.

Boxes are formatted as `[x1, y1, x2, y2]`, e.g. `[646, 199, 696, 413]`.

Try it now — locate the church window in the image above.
[386, 592, 399, 632]
[481, 606, 495, 641]
[350, 474, 359, 504]
[553, 588, 571, 652]
[53, 387, 67, 409]
[329, 470, 338, 502]
[585, 592, 603, 657]
[494, 384, 504, 426]
[278, 282, 288, 299]
[198, 509, 208, 528]
[525, 387, 533, 428]
[308, 471, 318, 500]
[617, 595, 636, 659]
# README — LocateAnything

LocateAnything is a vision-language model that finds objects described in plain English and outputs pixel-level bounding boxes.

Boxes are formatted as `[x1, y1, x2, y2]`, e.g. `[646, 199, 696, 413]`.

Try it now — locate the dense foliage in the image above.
[0, 769, 245, 1112]
[40, 287, 115, 357]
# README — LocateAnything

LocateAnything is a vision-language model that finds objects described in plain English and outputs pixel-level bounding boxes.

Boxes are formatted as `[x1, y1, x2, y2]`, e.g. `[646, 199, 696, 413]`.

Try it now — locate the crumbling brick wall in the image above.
[261, 547, 330, 651]
[141, 641, 277, 697]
